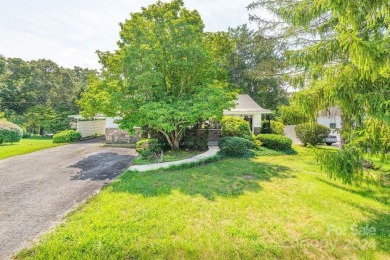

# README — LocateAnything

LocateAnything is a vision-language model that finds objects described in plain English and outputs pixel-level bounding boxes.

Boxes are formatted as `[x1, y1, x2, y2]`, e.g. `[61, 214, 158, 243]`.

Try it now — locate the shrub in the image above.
[256, 134, 292, 151]
[53, 130, 82, 143]
[141, 127, 170, 150]
[136, 138, 162, 159]
[181, 128, 208, 150]
[220, 116, 252, 140]
[218, 136, 253, 157]
[295, 123, 330, 146]
[0, 120, 23, 144]
[22, 131, 31, 138]
[261, 120, 285, 135]
[279, 105, 307, 125]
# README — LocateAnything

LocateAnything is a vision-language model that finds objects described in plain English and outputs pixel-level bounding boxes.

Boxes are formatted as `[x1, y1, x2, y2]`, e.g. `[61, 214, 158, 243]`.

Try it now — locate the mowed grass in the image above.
[17, 146, 389, 259]
[0, 137, 63, 160]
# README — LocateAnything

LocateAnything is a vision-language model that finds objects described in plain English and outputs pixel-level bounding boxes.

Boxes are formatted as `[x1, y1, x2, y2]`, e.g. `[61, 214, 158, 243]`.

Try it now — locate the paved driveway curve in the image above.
[0, 138, 135, 259]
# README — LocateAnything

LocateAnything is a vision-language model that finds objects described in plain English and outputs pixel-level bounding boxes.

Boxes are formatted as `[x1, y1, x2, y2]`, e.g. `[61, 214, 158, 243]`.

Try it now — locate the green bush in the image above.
[279, 105, 307, 125]
[295, 123, 330, 146]
[221, 116, 252, 140]
[0, 120, 23, 144]
[22, 131, 31, 138]
[256, 134, 292, 151]
[136, 138, 162, 159]
[53, 130, 82, 143]
[261, 120, 285, 135]
[181, 128, 209, 150]
[218, 136, 253, 157]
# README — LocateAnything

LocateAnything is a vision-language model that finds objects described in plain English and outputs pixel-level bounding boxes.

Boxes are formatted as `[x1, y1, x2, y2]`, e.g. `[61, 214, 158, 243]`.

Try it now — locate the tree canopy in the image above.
[0, 56, 95, 134]
[249, 0, 390, 182]
[79, 0, 235, 149]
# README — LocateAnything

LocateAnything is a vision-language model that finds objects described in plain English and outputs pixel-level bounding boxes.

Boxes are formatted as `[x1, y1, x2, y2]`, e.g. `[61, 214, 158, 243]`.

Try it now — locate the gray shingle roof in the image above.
[226, 94, 272, 113]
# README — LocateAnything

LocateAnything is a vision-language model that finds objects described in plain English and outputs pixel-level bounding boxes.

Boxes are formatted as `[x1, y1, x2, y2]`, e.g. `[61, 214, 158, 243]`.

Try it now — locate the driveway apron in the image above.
[0, 138, 135, 259]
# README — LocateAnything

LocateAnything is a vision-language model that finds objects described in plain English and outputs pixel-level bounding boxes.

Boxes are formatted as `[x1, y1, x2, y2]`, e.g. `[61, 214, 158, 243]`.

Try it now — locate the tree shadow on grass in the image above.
[111, 159, 293, 200]
[343, 202, 390, 253]
[316, 178, 390, 205]
[68, 152, 134, 181]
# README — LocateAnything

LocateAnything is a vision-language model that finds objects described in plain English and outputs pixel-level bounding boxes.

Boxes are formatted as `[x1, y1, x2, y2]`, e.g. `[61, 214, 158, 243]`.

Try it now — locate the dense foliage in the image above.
[256, 134, 292, 151]
[218, 136, 253, 157]
[0, 120, 23, 144]
[227, 25, 288, 111]
[0, 56, 95, 135]
[352, 118, 390, 160]
[79, 0, 235, 149]
[295, 123, 330, 146]
[249, 0, 390, 182]
[180, 127, 209, 151]
[52, 130, 81, 143]
[136, 138, 162, 159]
[261, 120, 285, 135]
[316, 148, 364, 185]
[279, 105, 307, 125]
[220, 116, 253, 139]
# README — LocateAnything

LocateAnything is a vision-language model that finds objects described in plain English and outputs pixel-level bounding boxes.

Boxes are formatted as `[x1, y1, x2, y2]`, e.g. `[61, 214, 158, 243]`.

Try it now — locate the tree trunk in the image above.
[339, 112, 345, 150]
[170, 130, 180, 150]
[159, 129, 181, 150]
[39, 127, 45, 137]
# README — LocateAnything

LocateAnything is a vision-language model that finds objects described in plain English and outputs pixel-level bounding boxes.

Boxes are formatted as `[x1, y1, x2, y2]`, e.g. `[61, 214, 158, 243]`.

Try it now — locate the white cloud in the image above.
[0, 0, 258, 69]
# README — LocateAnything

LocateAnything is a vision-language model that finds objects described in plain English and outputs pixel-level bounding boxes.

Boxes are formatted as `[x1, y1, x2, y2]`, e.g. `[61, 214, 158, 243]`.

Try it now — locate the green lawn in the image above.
[0, 137, 63, 160]
[17, 146, 389, 259]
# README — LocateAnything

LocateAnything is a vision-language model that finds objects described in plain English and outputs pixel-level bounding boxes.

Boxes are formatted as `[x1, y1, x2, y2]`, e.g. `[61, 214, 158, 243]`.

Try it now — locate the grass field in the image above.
[0, 137, 63, 160]
[17, 146, 389, 259]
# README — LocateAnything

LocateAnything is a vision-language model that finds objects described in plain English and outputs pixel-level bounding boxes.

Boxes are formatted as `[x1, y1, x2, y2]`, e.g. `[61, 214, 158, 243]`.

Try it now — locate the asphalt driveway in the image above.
[0, 138, 135, 259]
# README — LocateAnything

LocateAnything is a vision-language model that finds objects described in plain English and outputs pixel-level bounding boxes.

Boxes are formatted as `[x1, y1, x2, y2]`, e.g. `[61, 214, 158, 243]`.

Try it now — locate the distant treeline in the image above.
[0, 55, 96, 134]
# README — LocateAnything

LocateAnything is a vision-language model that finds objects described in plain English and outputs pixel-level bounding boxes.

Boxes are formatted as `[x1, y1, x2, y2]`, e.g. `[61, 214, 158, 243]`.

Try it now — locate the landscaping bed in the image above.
[132, 149, 204, 165]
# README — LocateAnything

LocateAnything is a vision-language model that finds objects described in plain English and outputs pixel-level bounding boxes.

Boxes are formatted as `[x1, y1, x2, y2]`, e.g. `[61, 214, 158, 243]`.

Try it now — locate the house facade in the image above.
[223, 94, 272, 135]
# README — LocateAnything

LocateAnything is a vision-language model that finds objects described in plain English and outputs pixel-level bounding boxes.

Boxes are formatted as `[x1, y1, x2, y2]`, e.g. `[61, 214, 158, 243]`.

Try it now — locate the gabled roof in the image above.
[225, 94, 272, 114]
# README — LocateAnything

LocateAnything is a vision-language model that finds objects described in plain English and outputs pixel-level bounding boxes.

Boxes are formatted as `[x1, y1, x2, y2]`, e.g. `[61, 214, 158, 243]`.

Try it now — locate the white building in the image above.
[317, 106, 342, 129]
[224, 94, 272, 134]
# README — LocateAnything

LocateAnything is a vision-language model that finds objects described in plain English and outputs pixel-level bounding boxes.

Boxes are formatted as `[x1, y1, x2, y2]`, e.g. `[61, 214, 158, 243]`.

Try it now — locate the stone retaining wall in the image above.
[105, 128, 141, 144]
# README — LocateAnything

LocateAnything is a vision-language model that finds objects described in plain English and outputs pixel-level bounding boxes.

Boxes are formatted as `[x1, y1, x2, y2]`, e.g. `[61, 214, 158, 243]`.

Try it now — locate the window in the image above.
[330, 123, 336, 129]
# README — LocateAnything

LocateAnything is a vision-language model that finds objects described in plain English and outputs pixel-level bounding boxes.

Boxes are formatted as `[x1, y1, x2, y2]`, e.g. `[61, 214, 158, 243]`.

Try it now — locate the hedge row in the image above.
[256, 134, 292, 151]
[53, 130, 81, 143]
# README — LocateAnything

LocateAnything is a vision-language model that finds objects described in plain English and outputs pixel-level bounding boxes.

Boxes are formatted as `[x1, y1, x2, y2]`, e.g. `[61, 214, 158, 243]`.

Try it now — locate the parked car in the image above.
[44, 131, 54, 138]
[324, 130, 339, 145]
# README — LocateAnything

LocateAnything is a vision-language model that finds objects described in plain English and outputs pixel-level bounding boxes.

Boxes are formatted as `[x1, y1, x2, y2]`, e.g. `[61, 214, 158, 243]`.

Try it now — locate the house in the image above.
[71, 94, 271, 143]
[317, 106, 342, 129]
[223, 94, 272, 134]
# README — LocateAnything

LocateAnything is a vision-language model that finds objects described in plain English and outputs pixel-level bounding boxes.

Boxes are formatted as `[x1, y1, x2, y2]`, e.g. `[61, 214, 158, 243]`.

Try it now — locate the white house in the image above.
[223, 94, 272, 134]
[317, 106, 342, 129]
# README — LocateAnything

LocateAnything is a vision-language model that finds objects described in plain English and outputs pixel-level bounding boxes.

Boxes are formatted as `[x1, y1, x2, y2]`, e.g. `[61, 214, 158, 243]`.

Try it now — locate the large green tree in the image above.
[249, 0, 390, 182]
[79, 0, 235, 149]
[204, 25, 289, 111]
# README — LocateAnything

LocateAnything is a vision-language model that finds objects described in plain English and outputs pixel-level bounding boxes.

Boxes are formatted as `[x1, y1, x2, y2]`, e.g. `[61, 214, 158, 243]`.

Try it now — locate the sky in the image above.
[0, 0, 258, 69]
